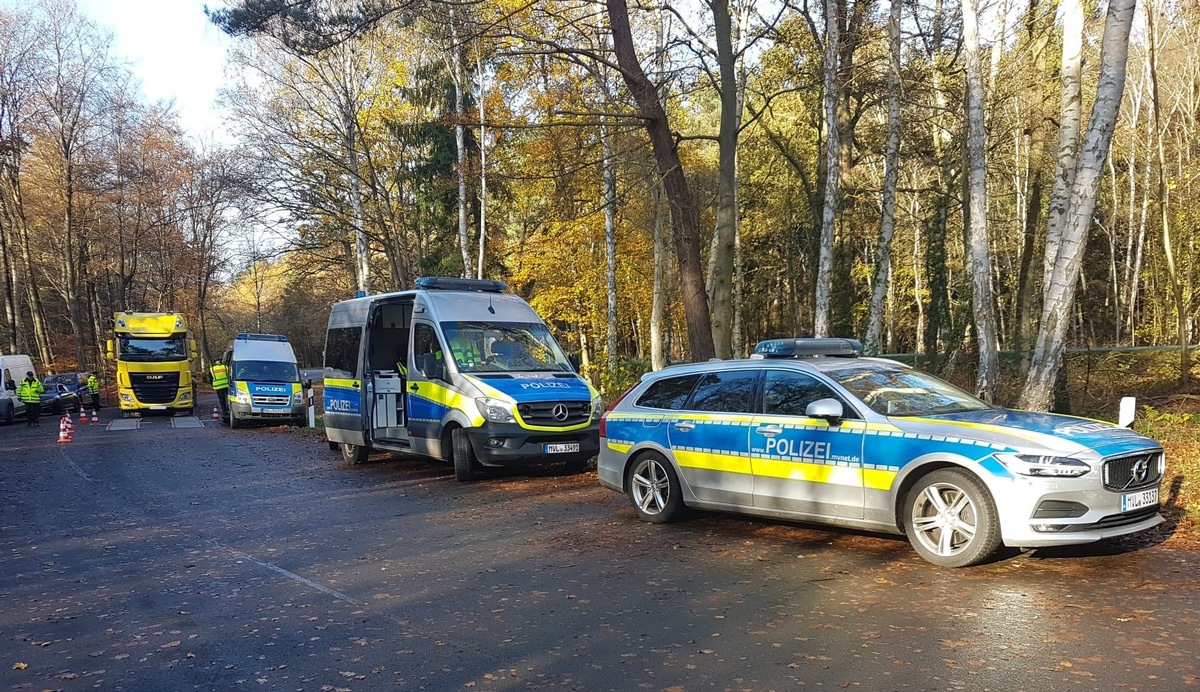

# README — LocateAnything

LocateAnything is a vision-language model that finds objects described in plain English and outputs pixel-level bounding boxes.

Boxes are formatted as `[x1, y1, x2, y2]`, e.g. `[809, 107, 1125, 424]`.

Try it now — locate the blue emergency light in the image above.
[415, 276, 506, 293]
[236, 333, 289, 342]
[754, 338, 863, 358]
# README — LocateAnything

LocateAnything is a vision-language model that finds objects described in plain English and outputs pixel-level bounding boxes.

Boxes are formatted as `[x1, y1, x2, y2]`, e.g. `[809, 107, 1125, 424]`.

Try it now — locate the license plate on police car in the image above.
[1122, 487, 1159, 512]
[545, 443, 580, 454]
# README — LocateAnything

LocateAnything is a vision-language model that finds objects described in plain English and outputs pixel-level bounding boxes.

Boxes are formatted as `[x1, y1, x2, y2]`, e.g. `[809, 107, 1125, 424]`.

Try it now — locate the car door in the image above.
[666, 369, 759, 508]
[750, 369, 866, 519]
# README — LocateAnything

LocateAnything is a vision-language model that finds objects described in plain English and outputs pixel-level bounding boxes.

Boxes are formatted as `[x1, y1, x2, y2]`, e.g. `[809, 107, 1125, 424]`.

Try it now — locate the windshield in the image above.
[43, 374, 80, 387]
[117, 336, 188, 362]
[827, 364, 992, 416]
[439, 321, 572, 373]
[233, 360, 300, 383]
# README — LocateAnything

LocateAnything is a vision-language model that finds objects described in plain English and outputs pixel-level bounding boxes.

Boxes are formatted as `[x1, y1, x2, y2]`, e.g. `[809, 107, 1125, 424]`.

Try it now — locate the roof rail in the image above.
[754, 338, 863, 359]
[414, 276, 506, 293]
[236, 333, 289, 342]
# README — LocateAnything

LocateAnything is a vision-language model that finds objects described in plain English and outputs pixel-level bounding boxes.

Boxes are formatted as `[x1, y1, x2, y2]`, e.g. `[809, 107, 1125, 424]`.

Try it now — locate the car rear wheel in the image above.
[905, 468, 1001, 568]
[628, 452, 685, 523]
[452, 428, 481, 482]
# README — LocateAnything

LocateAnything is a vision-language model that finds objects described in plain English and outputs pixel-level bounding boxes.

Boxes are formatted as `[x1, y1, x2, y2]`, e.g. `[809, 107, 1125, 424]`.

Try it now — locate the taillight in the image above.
[599, 411, 608, 438]
[600, 385, 638, 439]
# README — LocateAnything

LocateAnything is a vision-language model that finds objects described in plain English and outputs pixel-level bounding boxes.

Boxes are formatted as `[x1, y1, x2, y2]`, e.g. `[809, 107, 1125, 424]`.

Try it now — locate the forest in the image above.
[1, 0, 1197, 409]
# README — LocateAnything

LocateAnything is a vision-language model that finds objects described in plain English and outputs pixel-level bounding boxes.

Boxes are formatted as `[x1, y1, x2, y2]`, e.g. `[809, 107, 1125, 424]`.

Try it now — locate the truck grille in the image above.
[517, 400, 592, 427]
[1102, 452, 1162, 492]
[129, 372, 180, 404]
[251, 395, 291, 407]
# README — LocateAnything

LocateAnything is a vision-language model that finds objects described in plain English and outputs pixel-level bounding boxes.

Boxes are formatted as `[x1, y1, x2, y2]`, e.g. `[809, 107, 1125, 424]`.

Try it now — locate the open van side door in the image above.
[323, 320, 367, 447]
[364, 298, 413, 444]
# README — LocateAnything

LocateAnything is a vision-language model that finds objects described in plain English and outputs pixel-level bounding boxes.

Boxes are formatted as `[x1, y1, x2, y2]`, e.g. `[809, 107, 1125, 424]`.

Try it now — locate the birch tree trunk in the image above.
[476, 48, 487, 280]
[344, 107, 370, 296]
[864, 0, 902, 356]
[449, 23, 472, 280]
[1042, 0, 1084, 295]
[814, 0, 841, 338]
[1019, 0, 1138, 410]
[602, 119, 618, 375]
[962, 0, 999, 401]
[651, 182, 666, 371]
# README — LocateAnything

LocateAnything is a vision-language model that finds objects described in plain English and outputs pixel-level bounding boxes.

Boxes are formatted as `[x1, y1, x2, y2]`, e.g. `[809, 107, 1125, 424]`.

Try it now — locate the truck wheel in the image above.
[905, 468, 1002, 568]
[342, 442, 370, 464]
[452, 428, 481, 482]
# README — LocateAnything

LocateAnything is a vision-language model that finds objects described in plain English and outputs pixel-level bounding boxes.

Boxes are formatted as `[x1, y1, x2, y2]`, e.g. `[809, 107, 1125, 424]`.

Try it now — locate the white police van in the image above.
[0, 354, 36, 424]
[322, 277, 601, 480]
[223, 333, 306, 428]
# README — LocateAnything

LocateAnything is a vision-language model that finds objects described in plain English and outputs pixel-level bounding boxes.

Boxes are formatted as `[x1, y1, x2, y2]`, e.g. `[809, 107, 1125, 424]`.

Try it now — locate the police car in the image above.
[597, 338, 1165, 567]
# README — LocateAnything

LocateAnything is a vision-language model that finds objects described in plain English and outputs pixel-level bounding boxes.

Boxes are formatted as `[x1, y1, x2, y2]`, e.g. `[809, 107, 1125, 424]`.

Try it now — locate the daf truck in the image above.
[107, 312, 198, 417]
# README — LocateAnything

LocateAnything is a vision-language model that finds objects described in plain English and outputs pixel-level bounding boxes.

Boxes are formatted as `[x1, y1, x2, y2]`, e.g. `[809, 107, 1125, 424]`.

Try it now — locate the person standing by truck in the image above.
[210, 359, 230, 416]
[18, 371, 43, 427]
[87, 372, 101, 410]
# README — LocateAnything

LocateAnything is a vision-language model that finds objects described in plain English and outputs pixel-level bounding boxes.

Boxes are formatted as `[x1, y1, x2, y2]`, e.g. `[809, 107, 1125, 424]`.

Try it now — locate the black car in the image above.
[43, 372, 88, 396]
[40, 378, 82, 414]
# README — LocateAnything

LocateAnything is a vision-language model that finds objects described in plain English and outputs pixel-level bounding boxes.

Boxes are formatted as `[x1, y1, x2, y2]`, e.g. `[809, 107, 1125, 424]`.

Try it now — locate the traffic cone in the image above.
[57, 416, 72, 443]
[90, 409, 98, 425]
[79, 409, 89, 423]
[212, 406, 219, 421]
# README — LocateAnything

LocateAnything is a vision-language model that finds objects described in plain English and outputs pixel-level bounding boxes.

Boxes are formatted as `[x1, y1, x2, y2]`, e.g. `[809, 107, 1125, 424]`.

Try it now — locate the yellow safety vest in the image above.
[88, 375, 100, 394]
[210, 363, 229, 389]
[18, 379, 43, 403]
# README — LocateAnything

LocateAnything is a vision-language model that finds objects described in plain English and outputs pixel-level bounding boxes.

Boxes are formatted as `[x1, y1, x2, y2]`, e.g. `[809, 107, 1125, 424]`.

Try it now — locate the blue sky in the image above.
[76, 0, 234, 141]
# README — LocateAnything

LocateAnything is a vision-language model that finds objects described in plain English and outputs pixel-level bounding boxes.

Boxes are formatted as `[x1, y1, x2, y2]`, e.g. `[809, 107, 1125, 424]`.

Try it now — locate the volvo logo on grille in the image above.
[1132, 457, 1150, 484]
[552, 404, 569, 421]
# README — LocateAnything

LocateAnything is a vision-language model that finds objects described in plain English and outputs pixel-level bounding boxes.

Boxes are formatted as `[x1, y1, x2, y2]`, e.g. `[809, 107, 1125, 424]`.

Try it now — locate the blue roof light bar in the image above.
[754, 338, 863, 358]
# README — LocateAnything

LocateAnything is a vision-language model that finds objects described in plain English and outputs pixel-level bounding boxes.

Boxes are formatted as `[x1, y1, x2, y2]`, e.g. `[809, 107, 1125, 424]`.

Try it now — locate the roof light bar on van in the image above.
[236, 333, 289, 342]
[754, 338, 863, 358]
[414, 276, 506, 293]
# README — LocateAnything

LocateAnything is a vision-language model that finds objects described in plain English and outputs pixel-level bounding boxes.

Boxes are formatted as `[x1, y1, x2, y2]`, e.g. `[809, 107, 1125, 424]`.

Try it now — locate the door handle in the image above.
[351, 381, 360, 389]
[756, 425, 783, 436]
[409, 384, 419, 392]
[673, 421, 695, 432]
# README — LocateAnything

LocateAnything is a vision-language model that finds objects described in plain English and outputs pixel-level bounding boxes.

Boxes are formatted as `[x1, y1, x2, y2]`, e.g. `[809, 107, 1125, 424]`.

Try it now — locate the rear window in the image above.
[635, 374, 701, 410]
[688, 370, 758, 413]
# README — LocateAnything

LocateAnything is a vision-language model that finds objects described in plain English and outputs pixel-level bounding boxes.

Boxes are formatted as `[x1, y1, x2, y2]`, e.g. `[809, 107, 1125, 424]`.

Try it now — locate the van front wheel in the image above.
[342, 443, 370, 465]
[452, 428, 481, 482]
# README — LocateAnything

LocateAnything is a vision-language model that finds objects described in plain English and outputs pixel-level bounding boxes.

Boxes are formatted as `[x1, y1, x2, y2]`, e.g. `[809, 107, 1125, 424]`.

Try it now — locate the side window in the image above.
[688, 370, 758, 413]
[324, 327, 362, 380]
[635, 374, 701, 410]
[412, 324, 444, 373]
[763, 370, 851, 418]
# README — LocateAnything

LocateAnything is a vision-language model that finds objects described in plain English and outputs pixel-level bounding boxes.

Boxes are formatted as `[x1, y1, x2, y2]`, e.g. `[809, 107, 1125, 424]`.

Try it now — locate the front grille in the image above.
[1102, 452, 1163, 491]
[251, 395, 291, 407]
[129, 372, 180, 404]
[517, 400, 592, 426]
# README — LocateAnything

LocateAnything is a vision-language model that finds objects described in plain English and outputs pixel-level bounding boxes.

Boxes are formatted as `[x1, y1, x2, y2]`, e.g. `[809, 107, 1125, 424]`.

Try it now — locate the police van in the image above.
[322, 277, 601, 480]
[223, 333, 307, 428]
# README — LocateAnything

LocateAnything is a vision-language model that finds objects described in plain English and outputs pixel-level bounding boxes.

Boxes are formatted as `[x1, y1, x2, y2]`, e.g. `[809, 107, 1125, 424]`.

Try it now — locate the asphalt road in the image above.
[2, 398, 1199, 691]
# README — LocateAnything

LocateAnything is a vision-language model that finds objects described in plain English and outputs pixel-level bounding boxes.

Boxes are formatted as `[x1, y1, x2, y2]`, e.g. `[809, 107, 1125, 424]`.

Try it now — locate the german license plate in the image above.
[545, 443, 580, 454]
[1122, 487, 1159, 512]
[150, 405, 167, 410]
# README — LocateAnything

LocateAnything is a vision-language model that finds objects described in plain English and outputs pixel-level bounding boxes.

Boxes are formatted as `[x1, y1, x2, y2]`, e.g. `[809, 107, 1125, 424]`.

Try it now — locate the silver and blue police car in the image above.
[597, 338, 1165, 567]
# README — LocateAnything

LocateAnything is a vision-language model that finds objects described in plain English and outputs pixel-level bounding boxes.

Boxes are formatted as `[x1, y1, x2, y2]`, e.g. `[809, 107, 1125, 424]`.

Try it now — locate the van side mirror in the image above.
[806, 398, 844, 424]
[568, 353, 581, 372]
[106, 340, 115, 359]
[420, 353, 445, 381]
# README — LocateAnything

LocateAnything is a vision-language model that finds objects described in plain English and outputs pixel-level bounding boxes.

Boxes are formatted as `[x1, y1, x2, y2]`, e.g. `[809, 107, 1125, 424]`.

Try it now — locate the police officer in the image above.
[448, 330, 483, 369]
[87, 371, 101, 410]
[18, 371, 44, 427]
[210, 359, 230, 416]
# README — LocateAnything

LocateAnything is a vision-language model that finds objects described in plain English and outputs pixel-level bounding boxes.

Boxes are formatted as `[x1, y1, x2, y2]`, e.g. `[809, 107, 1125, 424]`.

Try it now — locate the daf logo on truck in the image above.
[322, 276, 601, 481]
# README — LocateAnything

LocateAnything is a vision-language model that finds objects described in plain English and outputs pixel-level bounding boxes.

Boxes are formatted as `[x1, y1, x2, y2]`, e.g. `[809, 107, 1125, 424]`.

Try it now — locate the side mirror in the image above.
[568, 353, 581, 372]
[189, 339, 199, 360]
[106, 340, 115, 359]
[303, 378, 313, 389]
[420, 353, 445, 381]
[806, 398, 845, 424]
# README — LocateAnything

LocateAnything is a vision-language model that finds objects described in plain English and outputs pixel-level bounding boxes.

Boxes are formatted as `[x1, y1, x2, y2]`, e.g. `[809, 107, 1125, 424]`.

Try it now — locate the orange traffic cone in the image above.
[90, 409, 98, 425]
[212, 406, 219, 421]
[79, 409, 89, 423]
[57, 416, 72, 443]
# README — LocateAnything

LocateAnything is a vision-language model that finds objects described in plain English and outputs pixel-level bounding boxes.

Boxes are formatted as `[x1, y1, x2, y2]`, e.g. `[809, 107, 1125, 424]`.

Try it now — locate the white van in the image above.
[0, 354, 36, 424]
[323, 277, 600, 480]
[222, 334, 306, 429]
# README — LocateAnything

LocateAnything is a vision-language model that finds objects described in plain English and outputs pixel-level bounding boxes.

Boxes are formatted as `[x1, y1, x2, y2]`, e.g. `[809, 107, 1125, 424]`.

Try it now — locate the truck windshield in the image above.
[440, 321, 572, 373]
[233, 360, 300, 383]
[117, 337, 188, 362]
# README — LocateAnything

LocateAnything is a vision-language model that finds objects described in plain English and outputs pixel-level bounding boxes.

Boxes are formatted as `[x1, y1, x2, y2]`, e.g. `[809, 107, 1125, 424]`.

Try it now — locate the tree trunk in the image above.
[707, 0, 739, 359]
[1020, 0, 1137, 410]
[651, 182, 667, 371]
[814, 0, 841, 338]
[450, 30, 472, 280]
[477, 48, 487, 280]
[606, 0, 715, 361]
[602, 119, 618, 375]
[1042, 0, 1083, 296]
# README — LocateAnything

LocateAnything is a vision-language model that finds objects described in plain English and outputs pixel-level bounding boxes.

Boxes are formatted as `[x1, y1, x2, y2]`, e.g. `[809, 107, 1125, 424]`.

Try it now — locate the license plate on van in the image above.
[1122, 487, 1159, 512]
[545, 443, 580, 454]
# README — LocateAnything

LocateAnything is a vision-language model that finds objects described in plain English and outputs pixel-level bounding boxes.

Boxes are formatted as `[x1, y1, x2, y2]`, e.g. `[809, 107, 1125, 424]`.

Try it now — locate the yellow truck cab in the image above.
[323, 277, 601, 480]
[107, 312, 198, 417]
[222, 333, 307, 429]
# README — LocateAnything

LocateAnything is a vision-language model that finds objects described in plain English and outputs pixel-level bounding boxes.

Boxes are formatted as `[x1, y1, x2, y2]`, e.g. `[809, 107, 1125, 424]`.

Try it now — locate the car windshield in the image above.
[118, 336, 188, 362]
[439, 321, 572, 373]
[42, 374, 80, 387]
[827, 364, 992, 416]
[233, 360, 300, 383]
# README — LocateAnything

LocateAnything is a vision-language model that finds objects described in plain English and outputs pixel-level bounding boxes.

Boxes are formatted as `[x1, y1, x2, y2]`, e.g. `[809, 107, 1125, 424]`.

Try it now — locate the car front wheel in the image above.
[627, 453, 685, 523]
[905, 468, 1002, 568]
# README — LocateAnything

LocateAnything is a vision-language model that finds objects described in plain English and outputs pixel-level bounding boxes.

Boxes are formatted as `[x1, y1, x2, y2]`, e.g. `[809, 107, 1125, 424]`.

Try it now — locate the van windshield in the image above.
[440, 321, 572, 373]
[233, 360, 300, 383]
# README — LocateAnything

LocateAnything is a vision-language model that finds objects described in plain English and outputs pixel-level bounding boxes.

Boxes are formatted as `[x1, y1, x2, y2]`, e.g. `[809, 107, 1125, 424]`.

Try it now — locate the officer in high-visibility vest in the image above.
[87, 372, 101, 410]
[18, 371, 44, 427]
[210, 360, 230, 416]
[448, 330, 483, 369]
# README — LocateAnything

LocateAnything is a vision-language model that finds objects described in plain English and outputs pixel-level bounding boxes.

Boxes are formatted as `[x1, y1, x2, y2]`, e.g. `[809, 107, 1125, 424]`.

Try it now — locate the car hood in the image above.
[891, 408, 1160, 458]
[465, 373, 596, 403]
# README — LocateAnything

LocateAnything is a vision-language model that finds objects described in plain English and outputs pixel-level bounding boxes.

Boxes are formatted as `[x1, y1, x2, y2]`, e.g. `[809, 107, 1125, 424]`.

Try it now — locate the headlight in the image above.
[475, 397, 515, 423]
[293, 391, 303, 404]
[179, 391, 192, 401]
[236, 391, 251, 404]
[591, 395, 603, 417]
[120, 393, 133, 402]
[995, 453, 1091, 478]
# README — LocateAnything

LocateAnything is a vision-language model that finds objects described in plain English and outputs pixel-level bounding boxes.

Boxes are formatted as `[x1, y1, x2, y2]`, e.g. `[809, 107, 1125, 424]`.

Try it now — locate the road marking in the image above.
[171, 417, 204, 429]
[210, 540, 359, 604]
[57, 446, 94, 483]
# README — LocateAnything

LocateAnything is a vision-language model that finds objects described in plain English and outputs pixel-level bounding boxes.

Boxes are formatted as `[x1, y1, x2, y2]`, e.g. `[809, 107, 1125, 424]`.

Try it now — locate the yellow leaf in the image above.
[12, 662, 27, 670]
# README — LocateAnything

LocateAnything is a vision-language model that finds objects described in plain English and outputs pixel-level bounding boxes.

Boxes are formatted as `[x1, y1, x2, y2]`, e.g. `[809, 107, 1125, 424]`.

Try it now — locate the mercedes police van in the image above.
[322, 277, 601, 480]
[223, 333, 306, 428]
